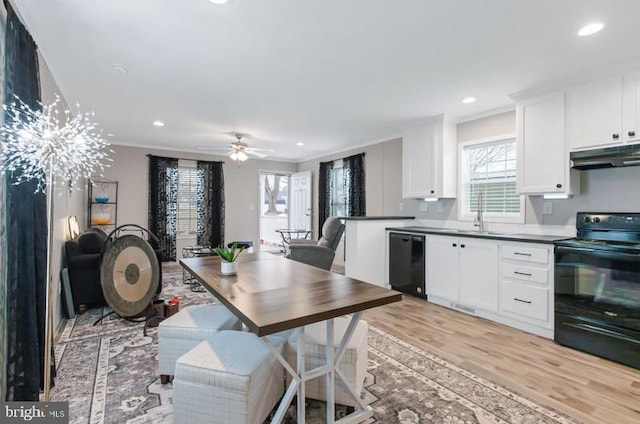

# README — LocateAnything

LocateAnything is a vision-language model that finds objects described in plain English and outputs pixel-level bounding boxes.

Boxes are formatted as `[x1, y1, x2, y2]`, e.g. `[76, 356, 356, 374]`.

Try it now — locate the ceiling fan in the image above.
[198, 133, 274, 162]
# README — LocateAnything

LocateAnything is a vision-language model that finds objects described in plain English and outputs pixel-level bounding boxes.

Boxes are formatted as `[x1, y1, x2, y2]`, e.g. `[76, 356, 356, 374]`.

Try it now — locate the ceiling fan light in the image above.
[230, 152, 238, 161]
[237, 151, 248, 161]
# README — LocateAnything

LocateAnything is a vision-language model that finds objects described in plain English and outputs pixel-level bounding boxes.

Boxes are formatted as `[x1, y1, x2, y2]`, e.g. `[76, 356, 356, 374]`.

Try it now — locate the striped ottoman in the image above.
[173, 330, 285, 424]
[157, 304, 241, 383]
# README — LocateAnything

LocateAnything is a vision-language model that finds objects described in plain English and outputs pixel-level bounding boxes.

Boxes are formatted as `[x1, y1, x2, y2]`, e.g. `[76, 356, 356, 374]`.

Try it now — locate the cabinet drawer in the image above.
[501, 245, 549, 264]
[501, 281, 549, 322]
[501, 263, 548, 284]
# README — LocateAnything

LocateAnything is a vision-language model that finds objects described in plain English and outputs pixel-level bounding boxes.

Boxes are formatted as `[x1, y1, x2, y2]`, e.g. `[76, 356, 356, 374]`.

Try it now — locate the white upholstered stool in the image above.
[157, 304, 240, 383]
[287, 316, 368, 407]
[173, 330, 285, 424]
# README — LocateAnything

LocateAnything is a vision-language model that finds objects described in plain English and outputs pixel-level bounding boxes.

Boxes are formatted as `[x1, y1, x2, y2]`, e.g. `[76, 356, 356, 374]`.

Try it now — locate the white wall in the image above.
[39, 53, 86, 332]
[539, 166, 640, 226]
[102, 144, 297, 256]
[297, 138, 406, 237]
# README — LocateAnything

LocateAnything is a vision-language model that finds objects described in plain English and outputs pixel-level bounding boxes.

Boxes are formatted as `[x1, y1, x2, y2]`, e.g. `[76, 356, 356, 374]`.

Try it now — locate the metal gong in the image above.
[100, 234, 160, 317]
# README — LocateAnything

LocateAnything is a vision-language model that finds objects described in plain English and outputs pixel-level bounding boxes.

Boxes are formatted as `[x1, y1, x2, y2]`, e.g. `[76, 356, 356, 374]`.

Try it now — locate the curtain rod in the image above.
[320, 151, 365, 165]
[146, 154, 224, 164]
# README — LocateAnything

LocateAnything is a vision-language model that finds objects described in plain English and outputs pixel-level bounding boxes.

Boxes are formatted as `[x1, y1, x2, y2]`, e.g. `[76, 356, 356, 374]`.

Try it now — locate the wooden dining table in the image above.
[180, 251, 402, 424]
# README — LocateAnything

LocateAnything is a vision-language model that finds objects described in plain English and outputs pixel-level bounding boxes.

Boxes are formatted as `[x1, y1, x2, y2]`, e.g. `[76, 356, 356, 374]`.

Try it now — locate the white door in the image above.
[289, 171, 312, 232]
[567, 77, 624, 150]
[425, 235, 459, 301]
[458, 238, 499, 312]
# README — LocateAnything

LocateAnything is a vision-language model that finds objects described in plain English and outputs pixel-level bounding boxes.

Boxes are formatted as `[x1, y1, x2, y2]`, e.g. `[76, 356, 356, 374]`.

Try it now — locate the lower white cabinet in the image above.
[425, 235, 555, 339]
[426, 235, 498, 312]
[500, 281, 549, 322]
[498, 242, 554, 333]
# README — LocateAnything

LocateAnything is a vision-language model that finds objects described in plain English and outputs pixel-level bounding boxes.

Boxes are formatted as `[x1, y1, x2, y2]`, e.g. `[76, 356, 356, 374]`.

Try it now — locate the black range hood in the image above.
[571, 144, 640, 170]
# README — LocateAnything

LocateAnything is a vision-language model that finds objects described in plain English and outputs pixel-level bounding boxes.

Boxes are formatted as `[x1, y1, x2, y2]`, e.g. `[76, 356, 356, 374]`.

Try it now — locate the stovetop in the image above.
[555, 238, 640, 253]
[555, 212, 640, 254]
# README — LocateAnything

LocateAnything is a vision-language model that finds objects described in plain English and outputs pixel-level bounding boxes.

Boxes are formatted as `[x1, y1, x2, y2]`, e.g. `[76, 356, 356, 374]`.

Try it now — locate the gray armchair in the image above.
[286, 217, 345, 270]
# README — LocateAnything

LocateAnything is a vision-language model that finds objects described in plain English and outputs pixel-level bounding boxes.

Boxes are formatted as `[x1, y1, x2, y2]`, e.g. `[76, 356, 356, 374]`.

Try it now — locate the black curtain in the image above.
[148, 155, 178, 261]
[318, 161, 333, 237]
[3, 0, 48, 401]
[196, 161, 224, 248]
[343, 153, 366, 217]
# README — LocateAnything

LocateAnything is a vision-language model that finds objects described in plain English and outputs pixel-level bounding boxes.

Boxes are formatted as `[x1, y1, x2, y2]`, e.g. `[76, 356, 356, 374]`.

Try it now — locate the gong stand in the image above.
[95, 232, 160, 334]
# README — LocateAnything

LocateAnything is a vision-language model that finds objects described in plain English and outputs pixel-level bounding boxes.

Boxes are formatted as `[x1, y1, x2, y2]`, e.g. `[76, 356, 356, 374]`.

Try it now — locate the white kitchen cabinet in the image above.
[515, 91, 579, 195]
[498, 242, 554, 332]
[567, 77, 624, 150]
[426, 235, 498, 312]
[567, 72, 640, 151]
[402, 114, 457, 198]
[425, 235, 459, 300]
[623, 70, 640, 144]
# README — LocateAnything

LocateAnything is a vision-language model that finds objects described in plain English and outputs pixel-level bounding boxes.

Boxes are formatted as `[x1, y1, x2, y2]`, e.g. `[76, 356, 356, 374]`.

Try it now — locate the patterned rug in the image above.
[51, 262, 580, 424]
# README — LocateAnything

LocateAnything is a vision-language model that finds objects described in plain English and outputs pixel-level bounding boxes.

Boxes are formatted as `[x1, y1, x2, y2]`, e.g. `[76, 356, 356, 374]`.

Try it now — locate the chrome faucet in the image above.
[474, 192, 485, 232]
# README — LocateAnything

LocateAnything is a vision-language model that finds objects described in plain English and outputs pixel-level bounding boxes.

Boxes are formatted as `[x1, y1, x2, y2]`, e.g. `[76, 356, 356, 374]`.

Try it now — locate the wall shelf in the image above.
[88, 180, 118, 231]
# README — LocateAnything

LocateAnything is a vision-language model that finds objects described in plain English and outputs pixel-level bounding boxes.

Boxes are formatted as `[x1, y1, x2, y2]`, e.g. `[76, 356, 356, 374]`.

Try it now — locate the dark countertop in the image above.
[385, 226, 572, 244]
[341, 216, 415, 221]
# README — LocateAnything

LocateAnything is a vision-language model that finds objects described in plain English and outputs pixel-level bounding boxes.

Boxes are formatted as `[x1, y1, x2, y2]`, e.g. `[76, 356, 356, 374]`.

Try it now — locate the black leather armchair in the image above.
[64, 227, 108, 313]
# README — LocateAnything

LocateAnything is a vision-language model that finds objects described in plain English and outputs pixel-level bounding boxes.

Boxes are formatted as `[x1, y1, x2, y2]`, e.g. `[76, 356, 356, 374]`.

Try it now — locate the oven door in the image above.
[555, 245, 640, 368]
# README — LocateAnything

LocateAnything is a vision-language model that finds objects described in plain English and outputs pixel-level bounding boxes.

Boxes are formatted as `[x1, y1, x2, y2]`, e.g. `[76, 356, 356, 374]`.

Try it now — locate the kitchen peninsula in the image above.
[342, 216, 415, 287]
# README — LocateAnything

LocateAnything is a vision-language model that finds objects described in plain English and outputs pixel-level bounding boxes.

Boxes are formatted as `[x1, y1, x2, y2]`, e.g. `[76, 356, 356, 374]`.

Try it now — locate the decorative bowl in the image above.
[95, 197, 109, 203]
[93, 213, 111, 225]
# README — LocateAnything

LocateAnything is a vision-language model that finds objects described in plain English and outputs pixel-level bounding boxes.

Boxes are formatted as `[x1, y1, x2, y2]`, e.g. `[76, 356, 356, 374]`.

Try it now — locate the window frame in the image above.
[457, 133, 525, 224]
[176, 159, 198, 237]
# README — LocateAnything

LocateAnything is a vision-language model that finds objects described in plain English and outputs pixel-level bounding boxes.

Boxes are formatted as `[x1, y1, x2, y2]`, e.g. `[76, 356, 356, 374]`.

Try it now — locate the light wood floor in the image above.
[362, 296, 640, 424]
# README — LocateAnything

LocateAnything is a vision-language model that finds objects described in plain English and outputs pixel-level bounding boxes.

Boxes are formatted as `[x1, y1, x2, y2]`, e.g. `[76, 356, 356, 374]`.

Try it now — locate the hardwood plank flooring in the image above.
[362, 295, 640, 424]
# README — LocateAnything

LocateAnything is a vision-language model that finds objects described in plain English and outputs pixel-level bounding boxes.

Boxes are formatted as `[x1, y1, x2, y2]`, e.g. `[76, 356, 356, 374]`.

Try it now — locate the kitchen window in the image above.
[177, 160, 198, 235]
[459, 135, 524, 223]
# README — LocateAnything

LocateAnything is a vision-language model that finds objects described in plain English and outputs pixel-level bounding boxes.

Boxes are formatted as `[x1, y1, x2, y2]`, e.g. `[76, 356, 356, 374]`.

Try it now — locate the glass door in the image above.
[259, 172, 290, 252]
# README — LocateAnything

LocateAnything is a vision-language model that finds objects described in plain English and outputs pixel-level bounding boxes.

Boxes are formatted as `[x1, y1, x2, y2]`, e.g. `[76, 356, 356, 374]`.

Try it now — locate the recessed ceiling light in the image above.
[296, 142, 304, 146]
[578, 23, 604, 37]
[153, 121, 165, 127]
[462, 97, 477, 104]
[209, 0, 230, 4]
[110, 63, 128, 74]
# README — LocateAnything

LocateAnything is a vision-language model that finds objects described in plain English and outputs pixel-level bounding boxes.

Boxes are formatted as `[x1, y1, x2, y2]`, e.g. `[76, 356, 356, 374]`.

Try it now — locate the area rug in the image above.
[51, 263, 580, 424]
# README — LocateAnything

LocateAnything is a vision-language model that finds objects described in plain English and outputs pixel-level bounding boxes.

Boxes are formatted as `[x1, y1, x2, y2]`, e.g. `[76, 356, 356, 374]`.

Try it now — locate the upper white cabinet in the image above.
[516, 91, 578, 195]
[623, 70, 640, 144]
[567, 71, 640, 150]
[402, 114, 457, 198]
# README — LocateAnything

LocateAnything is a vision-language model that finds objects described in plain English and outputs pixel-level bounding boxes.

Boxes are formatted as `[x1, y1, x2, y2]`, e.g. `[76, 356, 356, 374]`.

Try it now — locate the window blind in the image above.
[462, 138, 520, 217]
[177, 164, 198, 234]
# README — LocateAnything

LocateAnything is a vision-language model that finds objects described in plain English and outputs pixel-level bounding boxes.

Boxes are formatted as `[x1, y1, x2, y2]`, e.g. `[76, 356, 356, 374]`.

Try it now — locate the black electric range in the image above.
[554, 212, 640, 369]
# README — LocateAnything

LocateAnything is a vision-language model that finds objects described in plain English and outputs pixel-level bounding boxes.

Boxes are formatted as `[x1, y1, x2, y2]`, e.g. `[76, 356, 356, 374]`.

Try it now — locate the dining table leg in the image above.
[262, 313, 372, 424]
[326, 319, 335, 424]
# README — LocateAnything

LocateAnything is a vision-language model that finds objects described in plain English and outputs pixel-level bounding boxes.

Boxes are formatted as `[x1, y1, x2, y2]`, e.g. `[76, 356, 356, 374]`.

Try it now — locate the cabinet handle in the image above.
[452, 243, 457, 247]
[629, 130, 636, 137]
[612, 133, 619, 139]
[430, 190, 435, 194]
[556, 183, 562, 189]
[513, 252, 532, 256]
[514, 271, 532, 277]
[460, 244, 465, 248]
[514, 298, 532, 304]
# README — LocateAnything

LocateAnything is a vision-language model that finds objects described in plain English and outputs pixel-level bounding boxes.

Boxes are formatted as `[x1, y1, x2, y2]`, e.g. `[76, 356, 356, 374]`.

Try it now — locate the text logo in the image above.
[0, 402, 68, 423]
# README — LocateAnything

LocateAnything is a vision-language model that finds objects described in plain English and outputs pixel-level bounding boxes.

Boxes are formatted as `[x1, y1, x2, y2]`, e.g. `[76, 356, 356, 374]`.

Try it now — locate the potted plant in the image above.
[213, 242, 245, 275]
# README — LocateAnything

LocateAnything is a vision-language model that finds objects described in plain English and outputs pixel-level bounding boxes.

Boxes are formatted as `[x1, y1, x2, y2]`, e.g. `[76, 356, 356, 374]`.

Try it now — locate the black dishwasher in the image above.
[388, 232, 425, 298]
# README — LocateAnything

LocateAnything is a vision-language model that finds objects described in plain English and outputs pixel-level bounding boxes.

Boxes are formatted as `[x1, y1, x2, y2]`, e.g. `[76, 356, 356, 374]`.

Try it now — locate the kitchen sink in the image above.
[456, 230, 510, 236]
